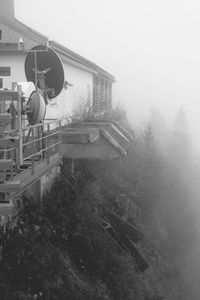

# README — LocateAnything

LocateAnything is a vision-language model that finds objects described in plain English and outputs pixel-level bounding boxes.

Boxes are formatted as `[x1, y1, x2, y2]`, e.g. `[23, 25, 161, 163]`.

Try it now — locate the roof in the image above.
[0, 16, 115, 82]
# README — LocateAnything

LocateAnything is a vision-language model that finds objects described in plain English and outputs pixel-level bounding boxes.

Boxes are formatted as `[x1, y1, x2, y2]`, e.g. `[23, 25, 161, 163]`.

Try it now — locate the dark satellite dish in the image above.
[25, 45, 64, 99]
[26, 90, 46, 125]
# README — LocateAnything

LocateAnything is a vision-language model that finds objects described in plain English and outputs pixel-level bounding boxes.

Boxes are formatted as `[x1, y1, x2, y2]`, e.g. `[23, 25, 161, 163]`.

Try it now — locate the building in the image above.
[0, 0, 115, 121]
[0, 0, 132, 224]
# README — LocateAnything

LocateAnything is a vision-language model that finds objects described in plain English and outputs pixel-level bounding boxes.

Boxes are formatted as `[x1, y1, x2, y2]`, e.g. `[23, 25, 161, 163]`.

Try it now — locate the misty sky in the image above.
[15, 0, 200, 136]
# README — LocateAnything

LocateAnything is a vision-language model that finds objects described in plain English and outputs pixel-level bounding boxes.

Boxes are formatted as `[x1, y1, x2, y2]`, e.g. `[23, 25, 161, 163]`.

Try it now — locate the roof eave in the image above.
[0, 17, 115, 82]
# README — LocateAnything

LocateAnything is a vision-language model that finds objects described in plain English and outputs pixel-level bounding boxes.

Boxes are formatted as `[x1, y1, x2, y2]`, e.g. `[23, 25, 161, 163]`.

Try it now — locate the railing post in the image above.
[47, 123, 50, 164]
[32, 127, 35, 172]
[59, 120, 62, 160]
[31, 153, 34, 174]
[17, 84, 23, 166]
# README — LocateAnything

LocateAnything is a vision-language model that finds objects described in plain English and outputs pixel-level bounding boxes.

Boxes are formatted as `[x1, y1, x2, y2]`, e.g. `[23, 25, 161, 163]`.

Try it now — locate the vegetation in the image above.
[0, 108, 199, 299]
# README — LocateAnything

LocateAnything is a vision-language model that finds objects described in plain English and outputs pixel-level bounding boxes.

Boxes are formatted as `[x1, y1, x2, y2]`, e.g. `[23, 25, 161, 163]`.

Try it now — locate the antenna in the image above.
[23, 45, 65, 125]
[25, 45, 64, 100]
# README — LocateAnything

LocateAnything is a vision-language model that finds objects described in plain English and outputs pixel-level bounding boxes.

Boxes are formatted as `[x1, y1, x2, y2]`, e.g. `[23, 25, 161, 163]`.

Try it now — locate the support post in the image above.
[17, 85, 23, 166]
[47, 123, 50, 164]
[59, 120, 62, 160]
[71, 159, 74, 174]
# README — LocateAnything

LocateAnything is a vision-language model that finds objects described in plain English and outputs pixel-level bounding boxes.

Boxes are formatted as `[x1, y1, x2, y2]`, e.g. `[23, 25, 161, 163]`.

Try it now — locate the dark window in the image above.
[0, 67, 11, 76]
[0, 78, 3, 88]
[0, 30, 2, 40]
[93, 75, 112, 113]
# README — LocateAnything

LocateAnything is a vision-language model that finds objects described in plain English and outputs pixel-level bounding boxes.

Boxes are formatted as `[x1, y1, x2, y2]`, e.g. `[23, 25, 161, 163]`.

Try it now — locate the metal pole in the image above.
[71, 159, 74, 174]
[17, 84, 23, 166]
[47, 123, 50, 164]
[59, 120, 62, 160]
[34, 51, 37, 89]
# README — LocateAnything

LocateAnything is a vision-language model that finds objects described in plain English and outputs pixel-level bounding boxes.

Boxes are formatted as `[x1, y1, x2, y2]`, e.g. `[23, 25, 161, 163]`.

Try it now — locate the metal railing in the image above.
[0, 147, 17, 180]
[22, 120, 62, 168]
[0, 118, 61, 176]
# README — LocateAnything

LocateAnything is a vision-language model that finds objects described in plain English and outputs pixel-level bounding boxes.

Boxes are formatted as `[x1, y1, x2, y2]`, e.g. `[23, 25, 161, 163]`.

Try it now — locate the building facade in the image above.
[0, 0, 115, 121]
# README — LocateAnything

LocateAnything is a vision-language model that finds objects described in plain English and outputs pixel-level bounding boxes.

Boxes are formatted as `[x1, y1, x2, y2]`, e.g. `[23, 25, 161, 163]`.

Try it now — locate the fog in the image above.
[14, 1, 200, 297]
[16, 0, 200, 143]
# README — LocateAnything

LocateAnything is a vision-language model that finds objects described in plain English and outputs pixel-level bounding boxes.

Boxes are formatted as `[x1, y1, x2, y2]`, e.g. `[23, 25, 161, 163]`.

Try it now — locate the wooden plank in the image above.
[0, 90, 18, 101]
[0, 181, 21, 193]
[0, 114, 11, 125]
[0, 159, 13, 171]
[103, 207, 143, 243]
[121, 235, 149, 272]
[0, 137, 19, 149]
[0, 67, 11, 76]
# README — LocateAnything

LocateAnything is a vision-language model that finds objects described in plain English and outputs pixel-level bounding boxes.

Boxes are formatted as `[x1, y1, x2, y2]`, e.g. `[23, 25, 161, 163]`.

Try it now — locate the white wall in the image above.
[0, 54, 27, 87]
[0, 53, 93, 122]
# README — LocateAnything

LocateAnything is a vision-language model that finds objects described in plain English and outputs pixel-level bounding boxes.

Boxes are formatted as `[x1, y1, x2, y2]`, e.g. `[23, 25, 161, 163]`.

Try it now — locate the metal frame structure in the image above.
[0, 86, 62, 201]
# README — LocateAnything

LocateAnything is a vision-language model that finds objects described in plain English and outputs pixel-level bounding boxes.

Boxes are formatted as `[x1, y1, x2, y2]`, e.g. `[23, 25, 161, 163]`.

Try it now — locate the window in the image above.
[93, 75, 112, 113]
[0, 67, 11, 77]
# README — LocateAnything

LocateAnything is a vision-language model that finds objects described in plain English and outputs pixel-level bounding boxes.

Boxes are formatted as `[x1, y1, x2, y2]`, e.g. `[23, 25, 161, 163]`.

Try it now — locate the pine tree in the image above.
[168, 108, 191, 173]
[163, 108, 196, 253]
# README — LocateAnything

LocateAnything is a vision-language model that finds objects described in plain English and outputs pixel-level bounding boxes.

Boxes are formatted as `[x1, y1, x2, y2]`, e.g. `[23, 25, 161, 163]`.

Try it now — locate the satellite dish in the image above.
[24, 45, 64, 99]
[13, 82, 45, 125]
[23, 45, 65, 125]
[26, 90, 46, 125]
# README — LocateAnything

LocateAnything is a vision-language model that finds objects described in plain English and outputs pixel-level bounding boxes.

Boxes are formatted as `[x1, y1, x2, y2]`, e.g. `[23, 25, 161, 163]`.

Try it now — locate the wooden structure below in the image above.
[62, 121, 132, 160]
[100, 207, 149, 272]
[0, 117, 132, 204]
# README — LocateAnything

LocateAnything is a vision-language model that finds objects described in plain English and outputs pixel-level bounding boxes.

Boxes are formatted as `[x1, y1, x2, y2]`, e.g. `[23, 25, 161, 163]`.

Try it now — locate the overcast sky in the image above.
[15, 0, 200, 135]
